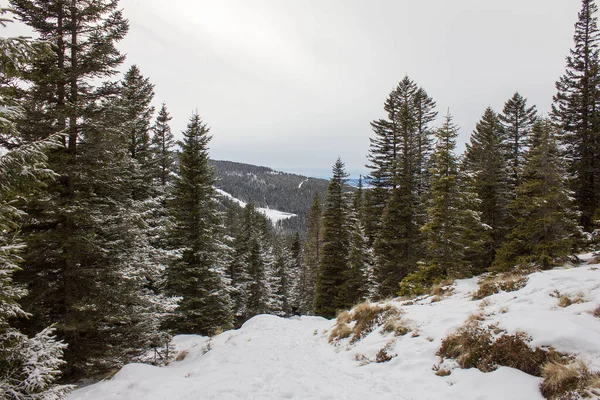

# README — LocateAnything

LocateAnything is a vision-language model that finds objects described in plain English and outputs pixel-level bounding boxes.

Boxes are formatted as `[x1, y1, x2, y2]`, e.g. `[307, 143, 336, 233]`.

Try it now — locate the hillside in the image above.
[210, 159, 351, 233]
[69, 257, 600, 400]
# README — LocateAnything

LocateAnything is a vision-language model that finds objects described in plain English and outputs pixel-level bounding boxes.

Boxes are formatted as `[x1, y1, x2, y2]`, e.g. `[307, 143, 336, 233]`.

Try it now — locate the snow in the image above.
[69, 263, 600, 400]
[298, 178, 308, 189]
[214, 188, 297, 223]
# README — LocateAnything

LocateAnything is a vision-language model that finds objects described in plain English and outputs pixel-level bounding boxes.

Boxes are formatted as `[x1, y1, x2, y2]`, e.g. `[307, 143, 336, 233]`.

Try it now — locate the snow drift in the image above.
[70, 258, 600, 400]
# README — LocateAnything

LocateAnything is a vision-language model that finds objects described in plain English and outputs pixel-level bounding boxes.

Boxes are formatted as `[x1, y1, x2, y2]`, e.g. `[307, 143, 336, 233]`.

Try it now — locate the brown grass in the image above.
[438, 320, 567, 376]
[472, 274, 528, 300]
[592, 305, 600, 318]
[329, 302, 401, 344]
[174, 350, 189, 362]
[540, 360, 600, 399]
[557, 292, 586, 308]
[375, 340, 397, 363]
[430, 279, 455, 297]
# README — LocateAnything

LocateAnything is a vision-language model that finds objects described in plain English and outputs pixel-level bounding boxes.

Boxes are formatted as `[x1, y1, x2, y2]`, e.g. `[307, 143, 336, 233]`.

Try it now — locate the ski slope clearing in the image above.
[70, 261, 600, 400]
[215, 188, 296, 223]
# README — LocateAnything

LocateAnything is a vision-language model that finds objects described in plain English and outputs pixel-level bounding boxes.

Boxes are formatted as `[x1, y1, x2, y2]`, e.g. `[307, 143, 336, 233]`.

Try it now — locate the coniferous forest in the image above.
[1, 0, 600, 398]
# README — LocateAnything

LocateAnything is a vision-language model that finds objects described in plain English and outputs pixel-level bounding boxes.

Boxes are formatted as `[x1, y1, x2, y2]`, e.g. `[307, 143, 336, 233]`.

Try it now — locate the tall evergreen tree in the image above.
[121, 64, 155, 199]
[346, 177, 372, 304]
[421, 114, 483, 281]
[366, 77, 436, 297]
[314, 158, 352, 318]
[494, 120, 580, 270]
[464, 107, 511, 270]
[298, 193, 322, 315]
[0, 23, 70, 394]
[7, 0, 162, 378]
[552, 0, 600, 231]
[499, 92, 537, 189]
[151, 102, 176, 187]
[166, 113, 232, 335]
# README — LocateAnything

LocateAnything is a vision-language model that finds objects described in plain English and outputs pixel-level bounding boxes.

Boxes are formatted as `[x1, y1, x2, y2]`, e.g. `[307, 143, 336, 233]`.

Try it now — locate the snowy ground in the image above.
[215, 188, 297, 224]
[70, 260, 600, 400]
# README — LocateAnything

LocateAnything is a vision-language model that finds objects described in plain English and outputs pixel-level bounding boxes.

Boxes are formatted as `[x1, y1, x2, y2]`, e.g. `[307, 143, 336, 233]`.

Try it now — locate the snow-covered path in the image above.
[70, 263, 600, 400]
[71, 315, 409, 400]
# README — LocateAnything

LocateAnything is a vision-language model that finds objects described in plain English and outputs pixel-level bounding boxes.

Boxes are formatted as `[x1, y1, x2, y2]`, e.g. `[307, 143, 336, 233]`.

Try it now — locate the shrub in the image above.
[438, 319, 568, 376]
[472, 274, 528, 300]
[540, 360, 600, 399]
[329, 302, 401, 344]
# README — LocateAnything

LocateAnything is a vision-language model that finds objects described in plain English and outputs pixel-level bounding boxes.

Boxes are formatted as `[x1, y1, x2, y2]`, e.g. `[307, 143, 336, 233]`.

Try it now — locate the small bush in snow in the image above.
[592, 305, 600, 318]
[329, 302, 403, 344]
[375, 341, 397, 363]
[438, 318, 567, 376]
[555, 292, 586, 308]
[472, 273, 528, 300]
[540, 360, 600, 399]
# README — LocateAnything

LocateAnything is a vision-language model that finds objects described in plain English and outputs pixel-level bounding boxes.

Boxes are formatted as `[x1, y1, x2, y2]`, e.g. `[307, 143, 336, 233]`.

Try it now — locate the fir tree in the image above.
[366, 77, 436, 297]
[151, 102, 176, 187]
[0, 20, 70, 395]
[298, 193, 322, 315]
[403, 113, 483, 294]
[552, 0, 600, 231]
[121, 64, 155, 199]
[499, 92, 537, 189]
[346, 176, 372, 304]
[166, 113, 232, 335]
[494, 120, 580, 270]
[314, 158, 352, 318]
[464, 107, 511, 271]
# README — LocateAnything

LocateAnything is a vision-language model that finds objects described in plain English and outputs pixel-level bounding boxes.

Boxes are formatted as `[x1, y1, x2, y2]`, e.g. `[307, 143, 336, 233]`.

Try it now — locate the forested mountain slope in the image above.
[210, 159, 351, 233]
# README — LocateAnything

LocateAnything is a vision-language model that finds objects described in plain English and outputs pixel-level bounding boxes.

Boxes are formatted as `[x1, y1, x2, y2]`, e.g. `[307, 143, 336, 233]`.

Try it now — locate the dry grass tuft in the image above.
[174, 349, 189, 362]
[429, 279, 455, 297]
[381, 309, 411, 337]
[329, 302, 401, 344]
[438, 319, 568, 376]
[472, 273, 528, 300]
[375, 340, 397, 363]
[435, 368, 451, 377]
[430, 295, 442, 303]
[540, 360, 600, 399]
[557, 292, 586, 308]
[592, 305, 600, 318]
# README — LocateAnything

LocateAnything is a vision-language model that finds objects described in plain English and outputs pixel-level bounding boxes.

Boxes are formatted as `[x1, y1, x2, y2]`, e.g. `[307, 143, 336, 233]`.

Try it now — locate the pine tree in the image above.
[8, 0, 154, 378]
[151, 102, 176, 188]
[464, 107, 511, 271]
[239, 204, 277, 320]
[499, 92, 537, 189]
[298, 193, 322, 315]
[288, 233, 303, 314]
[0, 20, 70, 395]
[552, 0, 600, 231]
[121, 64, 155, 199]
[404, 113, 483, 293]
[166, 112, 232, 335]
[346, 176, 372, 304]
[314, 158, 352, 318]
[366, 77, 436, 297]
[494, 120, 580, 270]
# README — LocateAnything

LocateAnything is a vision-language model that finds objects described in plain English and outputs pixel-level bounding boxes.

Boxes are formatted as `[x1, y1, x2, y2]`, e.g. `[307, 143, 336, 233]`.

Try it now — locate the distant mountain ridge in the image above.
[210, 159, 342, 233]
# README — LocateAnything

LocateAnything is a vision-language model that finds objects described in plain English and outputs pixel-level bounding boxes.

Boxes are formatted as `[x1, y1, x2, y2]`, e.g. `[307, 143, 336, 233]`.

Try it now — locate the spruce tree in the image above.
[403, 113, 483, 293]
[8, 0, 155, 378]
[552, 0, 600, 231]
[464, 107, 511, 270]
[121, 64, 155, 199]
[166, 112, 232, 335]
[499, 92, 537, 189]
[494, 120, 580, 270]
[346, 177, 372, 304]
[151, 102, 176, 187]
[314, 158, 352, 318]
[298, 193, 322, 315]
[366, 76, 436, 297]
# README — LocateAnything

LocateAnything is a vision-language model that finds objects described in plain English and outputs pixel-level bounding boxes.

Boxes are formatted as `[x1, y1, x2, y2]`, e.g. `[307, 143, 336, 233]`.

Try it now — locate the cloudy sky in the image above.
[5, 0, 582, 177]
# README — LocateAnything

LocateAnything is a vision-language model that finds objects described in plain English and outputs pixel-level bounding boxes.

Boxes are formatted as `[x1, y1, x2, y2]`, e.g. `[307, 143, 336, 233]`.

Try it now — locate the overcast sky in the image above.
[4, 0, 582, 177]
